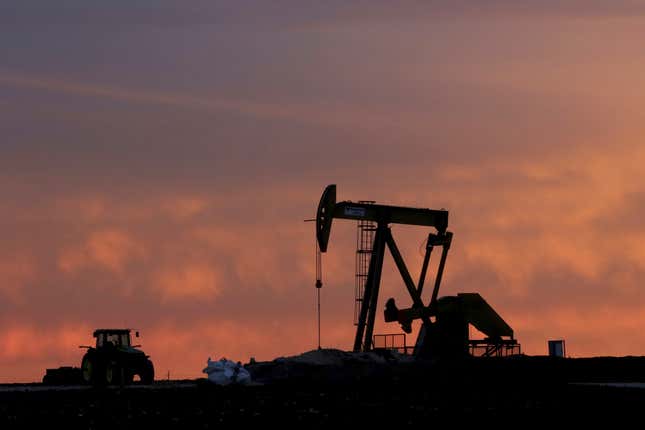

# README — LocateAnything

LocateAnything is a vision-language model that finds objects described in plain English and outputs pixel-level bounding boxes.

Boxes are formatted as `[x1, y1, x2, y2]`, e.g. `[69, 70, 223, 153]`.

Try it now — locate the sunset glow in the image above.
[3, 1, 645, 382]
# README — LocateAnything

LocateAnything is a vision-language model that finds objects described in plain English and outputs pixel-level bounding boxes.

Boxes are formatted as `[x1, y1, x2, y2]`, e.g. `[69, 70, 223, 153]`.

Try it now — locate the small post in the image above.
[316, 242, 322, 350]
[306, 217, 323, 351]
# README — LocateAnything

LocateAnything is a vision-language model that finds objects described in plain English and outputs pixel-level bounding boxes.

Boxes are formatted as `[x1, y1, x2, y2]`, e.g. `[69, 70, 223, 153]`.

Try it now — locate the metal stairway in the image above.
[354, 201, 376, 326]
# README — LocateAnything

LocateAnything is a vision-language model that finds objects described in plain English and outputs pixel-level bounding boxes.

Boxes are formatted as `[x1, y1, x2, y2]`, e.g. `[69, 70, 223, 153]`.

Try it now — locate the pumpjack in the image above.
[316, 184, 519, 358]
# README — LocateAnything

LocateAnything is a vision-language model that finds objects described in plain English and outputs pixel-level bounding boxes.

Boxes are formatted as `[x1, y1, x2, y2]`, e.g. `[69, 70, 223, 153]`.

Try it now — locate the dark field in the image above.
[3, 353, 645, 427]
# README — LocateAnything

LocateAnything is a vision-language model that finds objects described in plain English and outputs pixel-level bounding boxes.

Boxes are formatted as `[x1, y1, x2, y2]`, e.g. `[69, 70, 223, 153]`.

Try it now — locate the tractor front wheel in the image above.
[81, 354, 94, 385]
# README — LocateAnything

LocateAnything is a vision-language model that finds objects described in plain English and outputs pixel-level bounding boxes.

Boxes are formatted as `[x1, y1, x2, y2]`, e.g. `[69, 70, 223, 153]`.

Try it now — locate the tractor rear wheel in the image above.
[141, 359, 154, 384]
[105, 362, 122, 385]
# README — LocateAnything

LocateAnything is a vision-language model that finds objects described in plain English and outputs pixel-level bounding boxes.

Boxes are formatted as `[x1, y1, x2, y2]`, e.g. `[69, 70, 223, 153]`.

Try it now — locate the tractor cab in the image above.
[94, 329, 136, 349]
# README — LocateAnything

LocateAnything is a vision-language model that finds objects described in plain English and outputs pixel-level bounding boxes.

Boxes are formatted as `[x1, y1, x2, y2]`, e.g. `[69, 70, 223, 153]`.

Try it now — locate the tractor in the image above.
[80, 329, 154, 385]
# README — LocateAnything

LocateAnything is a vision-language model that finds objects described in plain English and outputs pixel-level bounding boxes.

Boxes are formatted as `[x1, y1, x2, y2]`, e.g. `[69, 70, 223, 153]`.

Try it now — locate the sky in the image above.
[2, 1, 645, 382]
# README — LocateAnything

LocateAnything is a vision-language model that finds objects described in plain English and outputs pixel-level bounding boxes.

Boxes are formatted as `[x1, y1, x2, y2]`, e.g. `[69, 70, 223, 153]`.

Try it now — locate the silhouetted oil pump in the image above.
[315, 184, 519, 358]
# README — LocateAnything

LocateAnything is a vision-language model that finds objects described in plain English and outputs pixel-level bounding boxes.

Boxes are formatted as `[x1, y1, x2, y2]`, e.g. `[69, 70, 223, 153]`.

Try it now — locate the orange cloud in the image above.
[162, 196, 209, 219]
[153, 264, 222, 302]
[0, 323, 93, 382]
[58, 229, 145, 275]
[0, 255, 36, 302]
[4, 141, 645, 382]
[88, 230, 145, 273]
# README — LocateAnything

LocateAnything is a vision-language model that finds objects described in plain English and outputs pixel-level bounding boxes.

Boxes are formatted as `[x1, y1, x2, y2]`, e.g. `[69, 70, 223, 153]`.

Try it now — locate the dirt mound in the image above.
[246, 348, 413, 384]
[274, 348, 410, 365]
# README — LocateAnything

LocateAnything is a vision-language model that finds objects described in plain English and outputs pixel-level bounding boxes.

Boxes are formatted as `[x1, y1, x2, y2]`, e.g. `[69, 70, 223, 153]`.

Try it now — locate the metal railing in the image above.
[372, 333, 413, 354]
[468, 339, 521, 357]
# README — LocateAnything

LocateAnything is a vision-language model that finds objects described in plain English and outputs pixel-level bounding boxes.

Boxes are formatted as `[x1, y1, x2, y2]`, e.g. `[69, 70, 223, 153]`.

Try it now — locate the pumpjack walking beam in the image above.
[316, 184, 453, 352]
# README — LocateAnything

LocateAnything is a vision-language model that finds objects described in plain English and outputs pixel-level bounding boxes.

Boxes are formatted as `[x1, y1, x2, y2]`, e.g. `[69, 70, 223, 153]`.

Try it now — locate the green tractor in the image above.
[80, 329, 154, 385]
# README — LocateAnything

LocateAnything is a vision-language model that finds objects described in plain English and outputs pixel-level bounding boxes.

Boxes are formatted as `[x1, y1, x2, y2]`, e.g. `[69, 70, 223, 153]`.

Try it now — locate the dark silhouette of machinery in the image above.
[80, 329, 154, 385]
[316, 184, 519, 358]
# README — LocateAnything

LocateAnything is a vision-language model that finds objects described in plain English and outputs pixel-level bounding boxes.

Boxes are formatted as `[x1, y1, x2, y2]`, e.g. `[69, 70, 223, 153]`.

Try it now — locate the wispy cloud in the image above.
[0, 71, 437, 135]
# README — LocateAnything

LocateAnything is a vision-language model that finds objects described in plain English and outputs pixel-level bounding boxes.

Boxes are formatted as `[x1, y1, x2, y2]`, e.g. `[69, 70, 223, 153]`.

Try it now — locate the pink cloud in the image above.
[0, 323, 93, 382]
[153, 264, 222, 302]
[0, 255, 36, 302]
[58, 229, 145, 275]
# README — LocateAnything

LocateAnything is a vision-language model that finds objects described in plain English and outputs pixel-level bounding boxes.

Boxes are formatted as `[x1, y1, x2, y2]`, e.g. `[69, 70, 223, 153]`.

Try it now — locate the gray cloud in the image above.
[2, 1, 644, 29]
